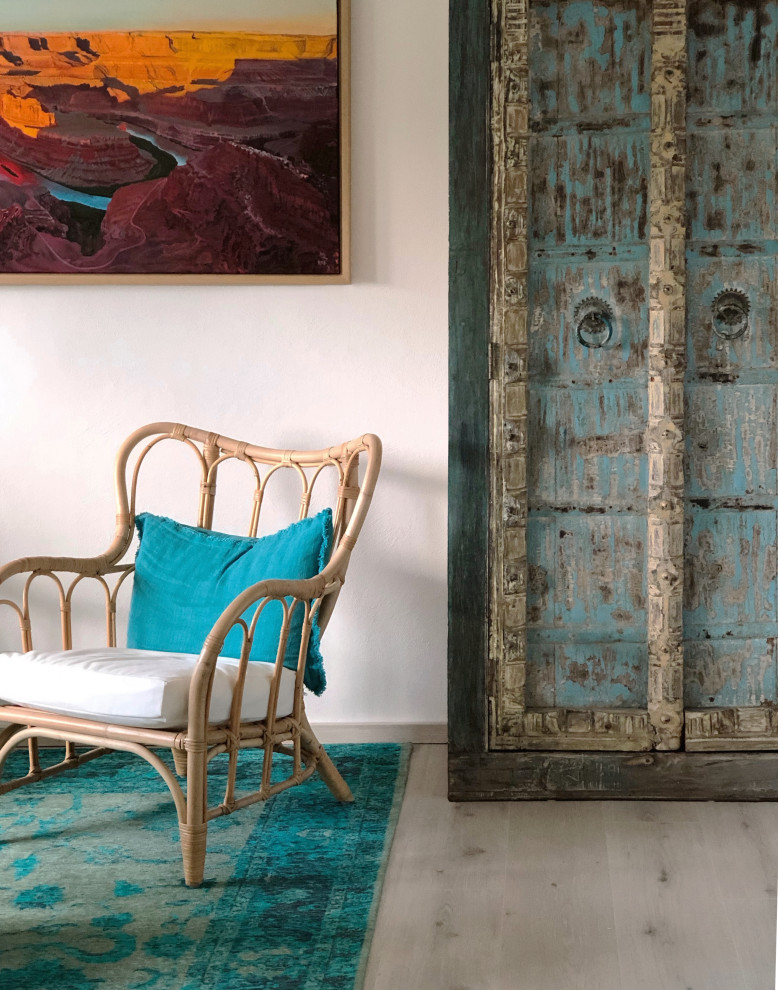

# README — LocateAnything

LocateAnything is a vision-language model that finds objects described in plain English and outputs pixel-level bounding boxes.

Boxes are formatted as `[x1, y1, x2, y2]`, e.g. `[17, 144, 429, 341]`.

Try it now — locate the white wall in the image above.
[0, 0, 448, 727]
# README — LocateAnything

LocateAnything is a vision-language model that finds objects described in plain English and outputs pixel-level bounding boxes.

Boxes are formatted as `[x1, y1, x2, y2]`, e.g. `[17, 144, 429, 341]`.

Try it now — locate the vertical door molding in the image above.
[488, 0, 531, 747]
[647, 0, 687, 750]
[448, 0, 492, 758]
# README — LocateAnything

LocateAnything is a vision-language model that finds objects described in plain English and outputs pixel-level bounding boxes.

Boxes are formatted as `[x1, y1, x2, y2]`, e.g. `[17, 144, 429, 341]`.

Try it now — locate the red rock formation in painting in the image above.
[0, 31, 341, 275]
[0, 143, 338, 275]
[0, 112, 156, 187]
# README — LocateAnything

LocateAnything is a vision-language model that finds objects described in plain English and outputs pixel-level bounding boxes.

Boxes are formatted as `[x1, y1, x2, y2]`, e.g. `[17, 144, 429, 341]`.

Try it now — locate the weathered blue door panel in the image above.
[527, 515, 647, 634]
[684, 639, 776, 708]
[527, 514, 648, 707]
[685, 509, 777, 636]
[529, 386, 646, 506]
[524, 641, 649, 709]
[556, 643, 648, 707]
[684, 0, 778, 712]
[557, 515, 646, 630]
[686, 255, 777, 377]
[687, 1, 777, 114]
[529, 0, 651, 121]
[558, 387, 647, 507]
[530, 133, 649, 248]
[686, 386, 777, 497]
[528, 258, 649, 381]
[687, 128, 776, 243]
[527, 0, 650, 711]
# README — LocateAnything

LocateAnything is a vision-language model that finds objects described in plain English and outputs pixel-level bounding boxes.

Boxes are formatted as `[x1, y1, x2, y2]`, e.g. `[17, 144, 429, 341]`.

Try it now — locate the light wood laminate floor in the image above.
[364, 745, 778, 990]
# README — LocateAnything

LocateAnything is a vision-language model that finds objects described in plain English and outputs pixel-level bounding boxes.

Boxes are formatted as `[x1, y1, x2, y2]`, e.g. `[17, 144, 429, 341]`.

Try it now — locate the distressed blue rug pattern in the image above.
[0, 743, 410, 990]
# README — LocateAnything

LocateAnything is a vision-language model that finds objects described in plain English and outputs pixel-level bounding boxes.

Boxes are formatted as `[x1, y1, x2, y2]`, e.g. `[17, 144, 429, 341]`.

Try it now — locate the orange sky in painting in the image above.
[0, 32, 337, 134]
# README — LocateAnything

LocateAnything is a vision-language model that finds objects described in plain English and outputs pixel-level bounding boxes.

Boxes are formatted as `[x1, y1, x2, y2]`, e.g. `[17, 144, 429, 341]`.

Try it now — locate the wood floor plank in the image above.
[436, 792, 511, 989]
[498, 802, 622, 990]
[363, 747, 778, 990]
[695, 803, 778, 990]
[364, 744, 511, 990]
[604, 803, 750, 990]
[363, 744, 451, 989]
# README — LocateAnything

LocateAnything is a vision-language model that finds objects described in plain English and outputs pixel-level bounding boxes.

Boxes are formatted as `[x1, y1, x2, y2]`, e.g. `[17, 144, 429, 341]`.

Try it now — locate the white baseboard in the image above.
[311, 722, 447, 744]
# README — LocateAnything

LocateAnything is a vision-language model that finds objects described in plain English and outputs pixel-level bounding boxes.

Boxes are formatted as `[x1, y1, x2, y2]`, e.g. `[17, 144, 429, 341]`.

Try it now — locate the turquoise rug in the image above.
[0, 743, 410, 990]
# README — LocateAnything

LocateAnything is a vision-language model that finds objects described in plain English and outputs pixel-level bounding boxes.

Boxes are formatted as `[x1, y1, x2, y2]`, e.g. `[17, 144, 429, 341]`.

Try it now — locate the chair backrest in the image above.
[108, 423, 382, 634]
[0, 423, 381, 653]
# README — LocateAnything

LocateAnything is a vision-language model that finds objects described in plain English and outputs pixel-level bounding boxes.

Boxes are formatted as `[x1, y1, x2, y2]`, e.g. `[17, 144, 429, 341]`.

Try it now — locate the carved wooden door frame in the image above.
[448, 0, 778, 799]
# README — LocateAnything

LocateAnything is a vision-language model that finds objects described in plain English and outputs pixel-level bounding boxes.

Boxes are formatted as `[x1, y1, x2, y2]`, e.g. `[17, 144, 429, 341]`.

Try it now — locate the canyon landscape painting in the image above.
[0, 1, 347, 280]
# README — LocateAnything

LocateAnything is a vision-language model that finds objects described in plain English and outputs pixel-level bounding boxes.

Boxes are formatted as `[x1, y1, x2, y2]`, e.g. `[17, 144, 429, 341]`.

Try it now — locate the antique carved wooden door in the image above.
[683, 2, 778, 750]
[449, 0, 778, 797]
[519, 0, 654, 752]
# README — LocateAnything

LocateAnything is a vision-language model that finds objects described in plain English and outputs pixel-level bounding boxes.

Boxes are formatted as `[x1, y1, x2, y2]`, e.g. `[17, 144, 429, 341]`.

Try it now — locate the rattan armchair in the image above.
[0, 422, 381, 887]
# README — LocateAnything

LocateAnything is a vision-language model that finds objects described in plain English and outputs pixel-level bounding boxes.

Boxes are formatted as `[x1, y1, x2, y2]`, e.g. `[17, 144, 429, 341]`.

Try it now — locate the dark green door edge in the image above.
[448, 0, 491, 757]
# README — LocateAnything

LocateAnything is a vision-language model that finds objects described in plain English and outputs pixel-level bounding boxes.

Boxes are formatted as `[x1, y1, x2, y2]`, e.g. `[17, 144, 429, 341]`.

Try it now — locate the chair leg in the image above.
[0, 725, 24, 788]
[180, 746, 208, 887]
[179, 821, 208, 888]
[299, 712, 354, 803]
[317, 747, 355, 802]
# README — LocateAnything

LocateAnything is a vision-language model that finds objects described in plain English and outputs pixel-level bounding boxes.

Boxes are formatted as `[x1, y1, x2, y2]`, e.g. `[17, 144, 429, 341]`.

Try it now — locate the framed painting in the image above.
[0, 0, 349, 283]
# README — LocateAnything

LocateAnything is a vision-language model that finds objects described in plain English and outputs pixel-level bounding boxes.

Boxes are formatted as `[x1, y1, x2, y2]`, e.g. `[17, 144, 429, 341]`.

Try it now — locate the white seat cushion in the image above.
[0, 648, 296, 728]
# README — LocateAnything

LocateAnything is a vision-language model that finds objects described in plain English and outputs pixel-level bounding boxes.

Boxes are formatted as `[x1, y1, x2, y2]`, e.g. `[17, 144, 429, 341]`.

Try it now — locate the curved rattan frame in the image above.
[0, 422, 381, 886]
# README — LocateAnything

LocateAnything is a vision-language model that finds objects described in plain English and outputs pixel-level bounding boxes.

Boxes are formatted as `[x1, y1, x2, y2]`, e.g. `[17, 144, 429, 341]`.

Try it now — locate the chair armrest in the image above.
[0, 555, 127, 587]
[0, 555, 134, 652]
[204, 574, 338, 652]
[186, 574, 342, 737]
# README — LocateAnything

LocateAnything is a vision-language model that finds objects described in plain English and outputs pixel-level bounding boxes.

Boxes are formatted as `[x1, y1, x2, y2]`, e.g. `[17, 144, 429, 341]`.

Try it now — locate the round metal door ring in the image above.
[574, 297, 614, 349]
[712, 289, 749, 340]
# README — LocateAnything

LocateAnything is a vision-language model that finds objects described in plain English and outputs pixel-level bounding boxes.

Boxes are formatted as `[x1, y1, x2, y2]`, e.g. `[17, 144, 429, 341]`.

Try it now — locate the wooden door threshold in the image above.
[449, 750, 778, 801]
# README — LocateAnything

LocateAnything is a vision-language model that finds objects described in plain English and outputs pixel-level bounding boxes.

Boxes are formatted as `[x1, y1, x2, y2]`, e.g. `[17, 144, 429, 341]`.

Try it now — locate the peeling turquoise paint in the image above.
[685, 509, 777, 635]
[556, 643, 648, 707]
[684, 638, 776, 708]
[684, 1, 778, 710]
[688, 1, 777, 113]
[530, 1, 651, 119]
[531, 134, 649, 248]
[527, 0, 650, 709]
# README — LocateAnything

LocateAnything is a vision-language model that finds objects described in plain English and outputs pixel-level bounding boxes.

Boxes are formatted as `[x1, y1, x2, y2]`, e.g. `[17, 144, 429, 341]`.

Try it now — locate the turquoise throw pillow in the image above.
[126, 510, 332, 695]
